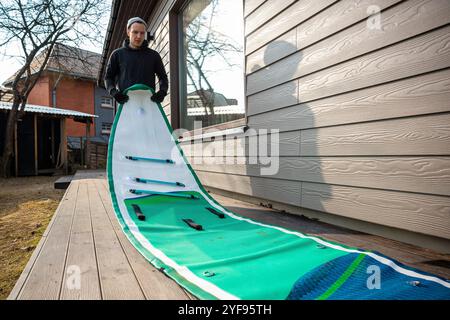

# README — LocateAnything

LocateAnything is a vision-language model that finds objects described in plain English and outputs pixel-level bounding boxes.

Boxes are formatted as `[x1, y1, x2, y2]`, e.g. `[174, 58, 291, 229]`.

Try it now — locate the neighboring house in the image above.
[97, 0, 450, 253]
[0, 85, 13, 102]
[3, 43, 114, 147]
[0, 101, 95, 176]
[186, 89, 243, 126]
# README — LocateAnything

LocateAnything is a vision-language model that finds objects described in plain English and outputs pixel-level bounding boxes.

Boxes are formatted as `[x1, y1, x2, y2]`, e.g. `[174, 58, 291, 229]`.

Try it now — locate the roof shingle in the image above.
[3, 43, 101, 85]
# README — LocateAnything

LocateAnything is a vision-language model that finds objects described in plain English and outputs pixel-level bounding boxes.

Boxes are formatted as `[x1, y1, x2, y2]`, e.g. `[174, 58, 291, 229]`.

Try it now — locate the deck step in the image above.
[54, 175, 73, 190]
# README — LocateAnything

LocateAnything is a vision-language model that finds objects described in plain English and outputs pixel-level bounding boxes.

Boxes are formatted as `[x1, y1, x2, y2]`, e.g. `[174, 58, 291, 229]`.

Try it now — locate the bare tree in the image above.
[0, 0, 107, 177]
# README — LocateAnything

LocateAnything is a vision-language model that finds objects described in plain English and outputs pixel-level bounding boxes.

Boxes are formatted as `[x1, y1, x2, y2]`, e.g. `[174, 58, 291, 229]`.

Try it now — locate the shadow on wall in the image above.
[246, 39, 332, 218]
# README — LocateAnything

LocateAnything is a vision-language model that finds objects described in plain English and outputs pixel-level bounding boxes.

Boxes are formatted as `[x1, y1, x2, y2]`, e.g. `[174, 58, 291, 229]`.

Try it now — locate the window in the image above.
[179, 0, 245, 131]
[101, 96, 113, 109]
[101, 122, 112, 135]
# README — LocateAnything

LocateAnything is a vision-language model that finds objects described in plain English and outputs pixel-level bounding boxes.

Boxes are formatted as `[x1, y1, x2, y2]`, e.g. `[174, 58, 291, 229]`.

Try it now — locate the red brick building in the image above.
[27, 74, 95, 137]
[2, 44, 114, 173]
[4, 44, 109, 138]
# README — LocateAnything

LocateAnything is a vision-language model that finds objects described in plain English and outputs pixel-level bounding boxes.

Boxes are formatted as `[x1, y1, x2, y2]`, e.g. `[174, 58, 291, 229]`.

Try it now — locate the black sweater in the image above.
[104, 39, 168, 94]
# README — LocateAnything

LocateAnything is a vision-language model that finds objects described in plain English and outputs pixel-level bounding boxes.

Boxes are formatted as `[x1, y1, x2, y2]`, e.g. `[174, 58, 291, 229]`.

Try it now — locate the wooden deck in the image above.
[8, 170, 450, 300]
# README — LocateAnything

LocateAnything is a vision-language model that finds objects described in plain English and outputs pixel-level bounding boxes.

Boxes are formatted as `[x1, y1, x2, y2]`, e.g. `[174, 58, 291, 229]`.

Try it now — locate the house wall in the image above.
[146, 0, 450, 251]
[94, 86, 114, 140]
[149, 13, 171, 124]
[27, 75, 52, 106]
[55, 76, 95, 137]
[27, 73, 96, 137]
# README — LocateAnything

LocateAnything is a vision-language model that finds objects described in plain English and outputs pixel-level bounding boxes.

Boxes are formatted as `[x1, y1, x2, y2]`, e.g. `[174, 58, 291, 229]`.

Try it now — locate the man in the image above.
[104, 17, 168, 105]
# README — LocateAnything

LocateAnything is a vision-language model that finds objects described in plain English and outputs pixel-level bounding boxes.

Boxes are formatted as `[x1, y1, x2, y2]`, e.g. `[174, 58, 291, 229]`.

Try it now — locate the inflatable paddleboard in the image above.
[107, 84, 450, 300]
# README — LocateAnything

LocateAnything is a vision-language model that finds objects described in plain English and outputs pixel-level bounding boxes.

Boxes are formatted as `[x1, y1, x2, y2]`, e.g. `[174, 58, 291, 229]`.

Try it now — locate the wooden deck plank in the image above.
[17, 182, 79, 300]
[73, 170, 106, 180]
[10, 170, 449, 300]
[94, 179, 192, 300]
[7, 182, 76, 300]
[60, 181, 101, 299]
[87, 180, 146, 300]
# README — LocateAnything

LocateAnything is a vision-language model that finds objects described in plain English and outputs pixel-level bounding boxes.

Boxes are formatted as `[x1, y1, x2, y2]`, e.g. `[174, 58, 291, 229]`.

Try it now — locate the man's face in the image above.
[127, 22, 146, 48]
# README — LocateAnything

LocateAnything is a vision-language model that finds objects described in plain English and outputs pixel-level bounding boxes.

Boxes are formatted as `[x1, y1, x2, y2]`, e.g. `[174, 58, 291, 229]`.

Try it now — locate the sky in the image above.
[0, 0, 245, 110]
[0, 0, 112, 84]
[0, 43, 27, 84]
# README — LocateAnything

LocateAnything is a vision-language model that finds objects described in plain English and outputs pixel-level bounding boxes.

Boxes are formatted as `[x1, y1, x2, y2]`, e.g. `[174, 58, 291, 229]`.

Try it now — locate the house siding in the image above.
[147, 0, 450, 247]
[94, 86, 114, 140]
[149, 13, 171, 124]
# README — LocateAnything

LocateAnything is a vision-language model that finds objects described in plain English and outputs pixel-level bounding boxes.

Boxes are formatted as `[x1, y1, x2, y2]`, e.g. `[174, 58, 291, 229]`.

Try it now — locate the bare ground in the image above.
[0, 175, 65, 299]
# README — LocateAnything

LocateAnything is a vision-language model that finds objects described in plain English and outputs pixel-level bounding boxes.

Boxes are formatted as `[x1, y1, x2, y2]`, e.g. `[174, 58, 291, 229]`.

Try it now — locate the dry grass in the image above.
[0, 176, 65, 299]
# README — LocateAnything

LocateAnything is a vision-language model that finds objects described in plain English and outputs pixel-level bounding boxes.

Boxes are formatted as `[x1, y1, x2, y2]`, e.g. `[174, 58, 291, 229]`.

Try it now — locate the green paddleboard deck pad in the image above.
[107, 84, 450, 300]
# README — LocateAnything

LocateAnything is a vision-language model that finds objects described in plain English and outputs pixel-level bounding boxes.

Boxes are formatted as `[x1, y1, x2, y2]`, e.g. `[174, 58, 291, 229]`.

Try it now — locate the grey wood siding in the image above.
[149, 13, 171, 123]
[247, 0, 450, 240]
[149, 0, 450, 242]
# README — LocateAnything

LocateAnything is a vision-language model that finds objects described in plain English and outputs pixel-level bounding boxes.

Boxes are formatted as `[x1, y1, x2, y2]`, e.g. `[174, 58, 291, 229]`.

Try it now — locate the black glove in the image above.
[110, 88, 129, 104]
[151, 90, 166, 103]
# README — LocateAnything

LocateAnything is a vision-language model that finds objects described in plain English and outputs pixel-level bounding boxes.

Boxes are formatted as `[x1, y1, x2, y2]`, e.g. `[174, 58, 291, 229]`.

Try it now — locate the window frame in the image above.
[101, 122, 112, 135]
[100, 96, 114, 109]
[169, 0, 247, 136]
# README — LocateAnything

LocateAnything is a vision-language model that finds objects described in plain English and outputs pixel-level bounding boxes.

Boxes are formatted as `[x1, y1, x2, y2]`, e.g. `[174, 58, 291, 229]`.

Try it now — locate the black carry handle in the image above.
[182, 219, 203, 231]
[132, 204, 146, 221]
[206, 207, 225, 219]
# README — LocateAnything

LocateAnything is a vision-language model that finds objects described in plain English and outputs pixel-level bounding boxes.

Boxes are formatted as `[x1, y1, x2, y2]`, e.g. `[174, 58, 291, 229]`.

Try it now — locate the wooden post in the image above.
[34, 114, 38, 175]
[14, 121, 18, 177]
[85, 119, 91, 169]
[60, 118, 68, 174]
[51, 120, 55, 166]
[80, 136, 84, 167]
